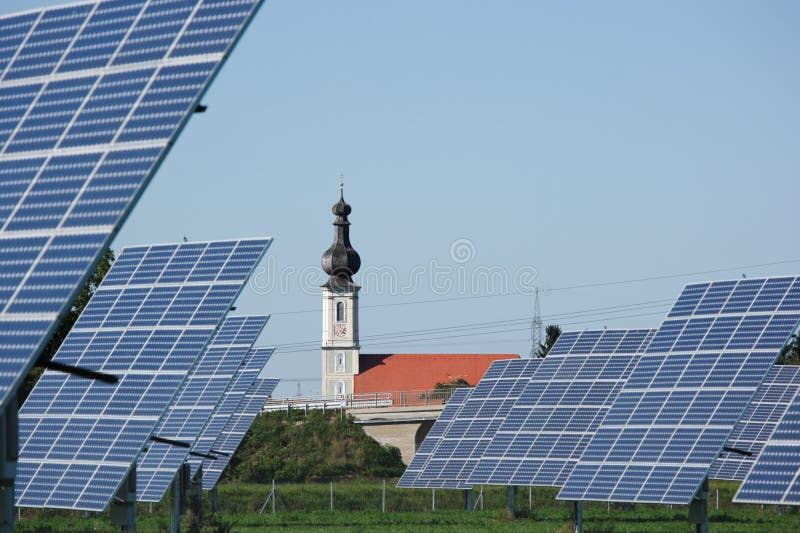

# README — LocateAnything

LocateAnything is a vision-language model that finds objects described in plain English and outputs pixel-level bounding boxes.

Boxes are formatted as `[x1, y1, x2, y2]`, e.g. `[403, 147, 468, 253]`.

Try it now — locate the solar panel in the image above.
[136, 315, 269, 503]
[558, 277, 800, 505]
[397, 387, 473, 489]
[734, 370, 800, 504]
[191, 346, 274, 479]
[201, 377, 280, 490]
[16, 239, 271, 511]
[0, 0, 266, 409]
[709, 365, 800, 481]
[417, 358, 541, 488]
[470, 329, 654, 488]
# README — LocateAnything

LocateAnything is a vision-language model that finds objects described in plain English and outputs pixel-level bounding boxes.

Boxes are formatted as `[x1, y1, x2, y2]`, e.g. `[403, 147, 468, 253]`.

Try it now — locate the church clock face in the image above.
[334, 323, 348, 337]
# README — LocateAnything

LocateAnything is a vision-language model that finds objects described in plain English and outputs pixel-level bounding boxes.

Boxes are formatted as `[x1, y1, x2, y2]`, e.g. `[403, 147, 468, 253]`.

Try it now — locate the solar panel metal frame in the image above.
[0, 0, 267, 410]
[416, 358, 541, 489]
[136, 314, 269, 503]
[191, 346, 275, 479]
[557, 277, 800, 505]
[15, 238, 271, 512]
[709, 365, 800, 482]
[397, 387, 474, 489]
[470, 329, 654, 488]
[200, 376, 280, 490]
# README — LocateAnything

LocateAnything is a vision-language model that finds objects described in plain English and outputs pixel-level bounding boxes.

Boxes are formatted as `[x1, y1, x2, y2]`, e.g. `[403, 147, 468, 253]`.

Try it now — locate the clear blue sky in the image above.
[3, 1, 799, 397]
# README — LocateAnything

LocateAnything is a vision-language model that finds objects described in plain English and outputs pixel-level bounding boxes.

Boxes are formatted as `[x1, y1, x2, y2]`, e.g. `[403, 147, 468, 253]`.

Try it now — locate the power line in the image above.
[268, 258, 800, 316]
[270, 298, 671, 351]
[272, 304, 670, 354]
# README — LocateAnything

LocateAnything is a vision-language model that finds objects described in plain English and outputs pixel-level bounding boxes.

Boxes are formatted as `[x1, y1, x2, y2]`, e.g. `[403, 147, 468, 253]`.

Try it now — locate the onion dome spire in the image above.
[321, 177, 361, 288]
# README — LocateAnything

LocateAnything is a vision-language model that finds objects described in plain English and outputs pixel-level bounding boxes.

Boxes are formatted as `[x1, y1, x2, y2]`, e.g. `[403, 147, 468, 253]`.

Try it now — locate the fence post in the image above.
[272, 479, 276, 514]
[382, 480, 386, 512]
[330, 482, 333, 511]
[432, 489, 435, 511]
[716, 489, 719, 510]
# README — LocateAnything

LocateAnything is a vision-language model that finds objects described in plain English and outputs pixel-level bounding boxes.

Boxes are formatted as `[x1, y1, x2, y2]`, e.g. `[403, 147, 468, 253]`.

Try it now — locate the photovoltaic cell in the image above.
[0, 0, 266, 409]
[191, 347, 274, 480]
[397, 387, 473, 489]
[16, 239, 271, 511]
[709, 366, 800, 481]
[201, 377, 280, 490]
[470, 329, 654, 488]
[558, 277, 800, 505]
[735, 372, 800, 504]
[417, 359, 541, 489]
[136, 315, 269, 503]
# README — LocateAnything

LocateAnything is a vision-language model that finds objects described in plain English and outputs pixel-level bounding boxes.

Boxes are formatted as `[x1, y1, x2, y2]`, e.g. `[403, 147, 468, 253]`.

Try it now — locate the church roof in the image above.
[354, 353, 519, 393]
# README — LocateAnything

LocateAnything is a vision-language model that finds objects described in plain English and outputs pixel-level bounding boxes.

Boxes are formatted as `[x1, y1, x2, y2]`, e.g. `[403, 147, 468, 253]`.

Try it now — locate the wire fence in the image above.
[205, 479, 771, 517]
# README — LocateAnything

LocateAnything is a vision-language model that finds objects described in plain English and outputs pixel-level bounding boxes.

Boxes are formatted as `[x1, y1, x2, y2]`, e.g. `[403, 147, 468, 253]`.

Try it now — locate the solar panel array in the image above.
[136, 315, 269, 502]
[396, 387, 473, 489]
[735, 371, 800, 504]
[709, 365, 800, 481]
[558, 277, 800, 505]
[16, 239, 271, 511]
[471, 329, 654, 487]
[201, 377, 280, 490]
[192, 346, 275, 479]
[417, 359, 541, 489]
[0, 0, 265, 409]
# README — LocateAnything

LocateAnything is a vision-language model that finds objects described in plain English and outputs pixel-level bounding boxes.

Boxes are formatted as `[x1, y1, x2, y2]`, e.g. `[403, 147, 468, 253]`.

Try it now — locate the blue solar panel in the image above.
[417, 359, 541, 489]
[397, 387, 473, 489]
[735, 368, 800, 504]
[709, 365, 800, 481]
[191, 346, 274, 479]
[558, 277, 800, 505]
[136, 315, 269, 502]
[15, 239, 271, 511]
[201, 377, 280, 490]
[0, 0, 266, 409]
[471, 329, 654, 488]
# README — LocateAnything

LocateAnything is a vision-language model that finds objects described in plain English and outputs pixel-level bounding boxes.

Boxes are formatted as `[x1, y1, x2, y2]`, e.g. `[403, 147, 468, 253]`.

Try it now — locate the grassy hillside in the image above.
[222, 410, 406, 483]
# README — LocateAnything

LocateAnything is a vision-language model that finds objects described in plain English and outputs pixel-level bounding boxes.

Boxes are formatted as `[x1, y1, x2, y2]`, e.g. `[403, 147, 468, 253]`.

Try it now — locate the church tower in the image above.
[320, 181, 361, 399]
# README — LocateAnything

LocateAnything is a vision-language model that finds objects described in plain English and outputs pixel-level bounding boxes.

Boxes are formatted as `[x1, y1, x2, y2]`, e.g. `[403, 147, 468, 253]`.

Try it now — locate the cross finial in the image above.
[339, 173, 344, 191]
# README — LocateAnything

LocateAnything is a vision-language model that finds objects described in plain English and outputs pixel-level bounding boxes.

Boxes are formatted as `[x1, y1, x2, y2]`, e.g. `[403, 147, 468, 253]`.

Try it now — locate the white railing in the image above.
[262, 387, 463, 413]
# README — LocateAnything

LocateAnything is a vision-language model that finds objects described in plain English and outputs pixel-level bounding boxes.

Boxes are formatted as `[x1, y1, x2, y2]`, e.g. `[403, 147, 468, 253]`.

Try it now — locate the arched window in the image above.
[336, 301, 346, 322]
[335, 352, 345, 373]
[335, 381, 345, 398]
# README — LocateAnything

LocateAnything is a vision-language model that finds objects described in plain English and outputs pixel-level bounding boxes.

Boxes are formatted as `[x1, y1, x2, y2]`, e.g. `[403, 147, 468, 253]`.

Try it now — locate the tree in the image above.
[535, 325, 562, 358]
[433, 378, 471, 390]
[18, 249, 115, 403]
[778, 334, 800, 365]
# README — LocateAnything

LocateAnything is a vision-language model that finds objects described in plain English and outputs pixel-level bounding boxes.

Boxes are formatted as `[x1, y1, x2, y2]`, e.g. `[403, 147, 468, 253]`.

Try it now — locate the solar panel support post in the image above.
[464, 489, 473, 511]
[110, 466, 136, 533]
[188, 464, 202, 525]
[506, 486, 517, 518]
[210, 487, 218, 515]
[689, 478, 709, 533]
[573, 501, 583, 533]
[0, 398, 18, 533]
[169, 472, 182, 533]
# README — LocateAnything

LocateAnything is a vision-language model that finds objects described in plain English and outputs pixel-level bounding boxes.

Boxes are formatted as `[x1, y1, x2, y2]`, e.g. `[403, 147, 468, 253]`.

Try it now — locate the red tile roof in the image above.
[355, 353, 519, 393]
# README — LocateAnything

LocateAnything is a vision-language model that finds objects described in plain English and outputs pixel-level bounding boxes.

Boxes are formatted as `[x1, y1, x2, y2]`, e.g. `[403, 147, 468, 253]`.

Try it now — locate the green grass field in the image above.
[15, 480, 800, 532]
